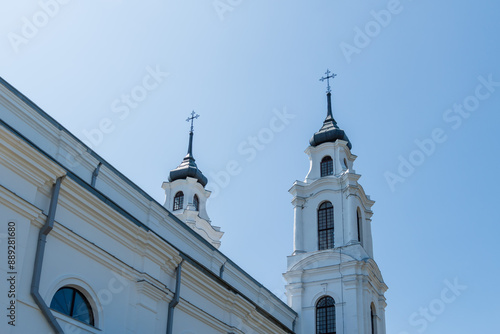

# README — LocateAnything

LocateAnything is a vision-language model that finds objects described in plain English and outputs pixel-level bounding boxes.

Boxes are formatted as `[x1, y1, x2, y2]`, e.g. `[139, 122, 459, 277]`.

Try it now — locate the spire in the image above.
[325, 91, 336, 124]
[168, 111, 208, 187]
[186, 111, 198, 157]
[309, 70, 352, 149]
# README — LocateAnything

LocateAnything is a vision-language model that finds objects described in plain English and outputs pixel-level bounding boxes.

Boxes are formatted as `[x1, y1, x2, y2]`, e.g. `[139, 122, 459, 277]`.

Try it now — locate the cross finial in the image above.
[186, 110, 200, 132]
[319, 69, 337, 93]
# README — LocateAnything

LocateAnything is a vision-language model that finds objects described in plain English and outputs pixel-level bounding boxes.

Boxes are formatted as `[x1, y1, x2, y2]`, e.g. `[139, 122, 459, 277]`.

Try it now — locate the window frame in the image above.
[193, 194, 199, 211]
[320, 156, 334, 177]
[50, 287, 95, 327]
[316, 296, 336, 334]
[357, 208, 362, 244]
[173, 191, 184, 211]
[318, 201, 334, 250]
[371, 303, 377, 334]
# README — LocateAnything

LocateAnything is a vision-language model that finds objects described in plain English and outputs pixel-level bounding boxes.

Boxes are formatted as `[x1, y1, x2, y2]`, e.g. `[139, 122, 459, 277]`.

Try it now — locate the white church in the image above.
[0, 71, 387, 333]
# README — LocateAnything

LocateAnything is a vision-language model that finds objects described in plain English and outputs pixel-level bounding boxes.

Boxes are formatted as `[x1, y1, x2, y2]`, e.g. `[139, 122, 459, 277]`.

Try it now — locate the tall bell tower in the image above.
[284, 71, 387, 334]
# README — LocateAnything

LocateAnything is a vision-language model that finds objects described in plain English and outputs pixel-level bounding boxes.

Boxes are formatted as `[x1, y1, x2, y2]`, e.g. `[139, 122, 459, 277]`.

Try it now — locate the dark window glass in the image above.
[316, 296, 336, 334]
[193, 194, 199, 211]
[320, 156, 333, 177]
[357, 209, 362, 243]
[173, 191, 184, 211]
[318, 202, 334, 250]
[371, 304, 376, 334]
[50, 287, 94, 326]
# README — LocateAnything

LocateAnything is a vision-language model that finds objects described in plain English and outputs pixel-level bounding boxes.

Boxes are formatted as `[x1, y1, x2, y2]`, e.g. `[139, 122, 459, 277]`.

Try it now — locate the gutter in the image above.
[166, 259, 183, 334]
[30, 177, 64, 334]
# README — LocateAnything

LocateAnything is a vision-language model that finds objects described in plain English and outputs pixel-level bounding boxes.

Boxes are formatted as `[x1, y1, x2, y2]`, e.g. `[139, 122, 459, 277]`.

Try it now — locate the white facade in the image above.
[162, 177, 223, 249]
[0, 75, 388, 334]
[0, 78, 296, 333]
[284, 105, 388, 333]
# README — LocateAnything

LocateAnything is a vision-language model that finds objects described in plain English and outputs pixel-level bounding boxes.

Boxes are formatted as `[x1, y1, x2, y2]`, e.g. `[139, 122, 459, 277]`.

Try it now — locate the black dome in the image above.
[169, 128, 208, 187]
[309, 92, 352, 149]
[168, 154, 208, 187]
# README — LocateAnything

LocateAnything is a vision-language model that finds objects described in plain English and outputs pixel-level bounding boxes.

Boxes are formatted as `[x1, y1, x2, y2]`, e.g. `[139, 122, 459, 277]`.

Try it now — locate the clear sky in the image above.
[1, 1, 499, 333]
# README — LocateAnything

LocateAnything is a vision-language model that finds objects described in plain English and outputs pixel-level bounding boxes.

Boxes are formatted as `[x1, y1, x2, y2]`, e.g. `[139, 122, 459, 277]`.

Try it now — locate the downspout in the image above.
[166, 259, 184, 334]
[219, 261, 226, 279]
[91, 162, 102, 187]
[31, 176, 64, 334]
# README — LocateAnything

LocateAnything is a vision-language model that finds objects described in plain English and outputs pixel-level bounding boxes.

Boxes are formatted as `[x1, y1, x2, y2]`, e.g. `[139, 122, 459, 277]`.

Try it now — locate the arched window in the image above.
[318, 202, 334, 250]
[173, 191, 184, 211]
[371, 303, 377, 334]
[50, 287, 94, 326]
[193, 194, 199, 211]
[357, 208, 362, 244]
[316, 296, 336, 334]
[320, 156, 333, 177]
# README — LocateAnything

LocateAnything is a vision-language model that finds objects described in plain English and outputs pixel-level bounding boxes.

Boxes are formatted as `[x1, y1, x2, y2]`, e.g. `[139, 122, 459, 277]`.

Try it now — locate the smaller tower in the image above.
[162, 111, 223, 248]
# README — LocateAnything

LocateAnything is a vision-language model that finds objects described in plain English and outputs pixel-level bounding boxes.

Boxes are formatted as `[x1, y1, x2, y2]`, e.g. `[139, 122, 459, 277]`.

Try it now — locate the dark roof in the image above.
[168, 131, 208, 187]
[309, 92, 352, 149]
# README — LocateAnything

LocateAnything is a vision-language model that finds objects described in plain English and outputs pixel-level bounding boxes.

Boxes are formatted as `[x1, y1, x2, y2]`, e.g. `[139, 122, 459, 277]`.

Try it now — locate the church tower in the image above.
[284, 71, 387, 334]
[162, 111, 223, 248]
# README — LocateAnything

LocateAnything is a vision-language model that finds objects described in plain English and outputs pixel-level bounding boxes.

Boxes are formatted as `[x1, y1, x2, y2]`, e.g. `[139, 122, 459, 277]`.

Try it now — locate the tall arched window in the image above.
[357, 208, 362, 244]
[320, 156, 333, 177]
[193, 194, 199, 211]
[316, 296, 336, 334]
[371, 303, 377, 334]
[318, 201, 334, 250]
[50, 287, 94, 326]
[173, 191, 184, 211]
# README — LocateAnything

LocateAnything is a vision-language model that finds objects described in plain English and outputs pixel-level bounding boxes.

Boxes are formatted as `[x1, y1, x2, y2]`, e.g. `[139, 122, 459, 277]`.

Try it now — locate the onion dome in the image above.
[169, 112, 208, 187]
[309, 91, 352, 150]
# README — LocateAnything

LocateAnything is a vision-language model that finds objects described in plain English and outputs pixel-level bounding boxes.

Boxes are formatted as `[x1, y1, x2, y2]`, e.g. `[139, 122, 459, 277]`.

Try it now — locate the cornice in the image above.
[136, 278, 171, 304]
[0, 184, 45, 222]
[97, 165, 152, 217]
[0, 126, 66, 186]
[289, 173, 363, 196]
[304, 140, 358, 161]
[288, 249, 357, 272]
[161, 177, 211, 198]
[0, 85, 61, 150]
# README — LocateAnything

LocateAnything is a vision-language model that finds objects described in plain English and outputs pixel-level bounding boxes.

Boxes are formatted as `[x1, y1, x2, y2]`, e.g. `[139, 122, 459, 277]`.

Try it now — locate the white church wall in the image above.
[161, 177, 223, 248]
[304, 141, 355, 182]
[286, 254, 386, 334]
[0, 78, 296, 333]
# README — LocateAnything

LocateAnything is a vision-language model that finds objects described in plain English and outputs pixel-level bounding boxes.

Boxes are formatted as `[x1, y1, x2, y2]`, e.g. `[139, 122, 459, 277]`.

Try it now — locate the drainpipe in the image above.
[166, 259, 183, 334]
[219, 261, 226, 279]
[31, 177, 64, 334]
[91, 162, 102, 187]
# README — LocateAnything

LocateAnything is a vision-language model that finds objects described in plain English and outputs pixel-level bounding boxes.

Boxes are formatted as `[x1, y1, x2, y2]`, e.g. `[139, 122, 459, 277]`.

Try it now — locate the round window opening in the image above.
[50, 287, 94, 326]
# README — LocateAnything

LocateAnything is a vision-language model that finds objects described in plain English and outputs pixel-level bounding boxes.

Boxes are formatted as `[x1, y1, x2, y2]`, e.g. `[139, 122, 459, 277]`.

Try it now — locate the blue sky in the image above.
[1, 1, 499, 333]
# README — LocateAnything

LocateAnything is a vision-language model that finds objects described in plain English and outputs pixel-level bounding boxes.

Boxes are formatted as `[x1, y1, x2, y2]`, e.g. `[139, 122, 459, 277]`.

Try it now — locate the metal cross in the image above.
[319, 69, 337, 93]
[186, 111, 200, 132]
